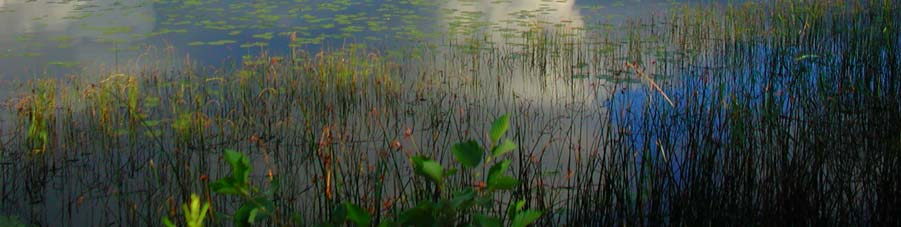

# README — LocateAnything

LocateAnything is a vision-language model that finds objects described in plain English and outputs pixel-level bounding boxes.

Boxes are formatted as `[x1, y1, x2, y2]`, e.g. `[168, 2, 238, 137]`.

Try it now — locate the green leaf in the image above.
[234, 197, 274, 227]
[332, 203, 348, 224]
[487, 160, 512, 183]
[488, 175, 519, 190]
[515, 200, 526, 212]
[445, 168, 459, 176]
[450, 188, 476, 209]
[248, 208, 260, 224]
[507, 199, 526, 217]
[234, 204, 255, 227]
[476, 195, 494, 207]
[474, 214, 502, 227]
[451, 140, 483, 168]
[420, 161, 444, 184]
[511, 210, 543, 227]
[412, 156, 444, 184]
[184, 194, 209, 227]
[162, 217, 176, 227]
[398, 201, 435, 227]
[343, 202, 372, 226]
[378, 220, 400, 227]
[489, 114, 510, 144]
[210, 177, 242, 195]
[491, 139, 517, 157]
[223, 150, 251, 185]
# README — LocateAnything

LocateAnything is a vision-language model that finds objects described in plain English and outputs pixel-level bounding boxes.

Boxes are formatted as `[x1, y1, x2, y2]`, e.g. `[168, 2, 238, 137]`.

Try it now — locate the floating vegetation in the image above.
[240, 42, 269, 48]
[251, 32, 274, 40]
[80, 25, 134, 35]
[206, 40, 238, 46]
[1, 0, 900, 226]
[46, 61, 78, 68]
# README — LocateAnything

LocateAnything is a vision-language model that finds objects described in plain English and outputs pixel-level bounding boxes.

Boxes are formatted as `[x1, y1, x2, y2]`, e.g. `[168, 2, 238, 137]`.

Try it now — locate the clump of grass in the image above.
[18, 80, 56, 154]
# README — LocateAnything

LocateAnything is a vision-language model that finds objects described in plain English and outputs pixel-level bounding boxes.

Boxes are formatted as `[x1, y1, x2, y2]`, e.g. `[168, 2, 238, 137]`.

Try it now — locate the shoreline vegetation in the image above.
[2, 0, 900, 226]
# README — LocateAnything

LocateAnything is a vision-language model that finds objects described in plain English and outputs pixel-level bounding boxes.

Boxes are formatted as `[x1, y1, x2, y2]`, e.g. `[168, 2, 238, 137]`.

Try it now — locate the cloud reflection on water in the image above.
[0, 0, 155, 80]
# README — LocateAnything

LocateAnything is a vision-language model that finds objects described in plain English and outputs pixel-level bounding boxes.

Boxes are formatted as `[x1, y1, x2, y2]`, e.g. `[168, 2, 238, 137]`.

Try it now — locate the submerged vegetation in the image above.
[1, 0, 901, 226]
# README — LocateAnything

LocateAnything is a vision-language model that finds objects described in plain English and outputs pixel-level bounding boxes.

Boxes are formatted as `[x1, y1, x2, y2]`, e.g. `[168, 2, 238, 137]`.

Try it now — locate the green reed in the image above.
[1, 0, 900, 226]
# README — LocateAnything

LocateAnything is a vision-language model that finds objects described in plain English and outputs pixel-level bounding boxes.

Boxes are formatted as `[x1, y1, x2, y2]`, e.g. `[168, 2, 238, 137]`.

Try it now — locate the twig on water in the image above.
[626, 62, 675, 108]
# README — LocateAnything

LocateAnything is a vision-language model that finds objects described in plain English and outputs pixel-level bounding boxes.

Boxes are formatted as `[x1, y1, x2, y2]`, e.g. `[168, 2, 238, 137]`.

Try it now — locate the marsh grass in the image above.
[1, 0, 900, 226]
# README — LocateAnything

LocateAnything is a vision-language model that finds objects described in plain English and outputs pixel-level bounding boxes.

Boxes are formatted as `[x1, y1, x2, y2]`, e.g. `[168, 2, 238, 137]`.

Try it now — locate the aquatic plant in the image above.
[1, 0, 899, 226]
[163, 194, 211, 227]
[20, 80, 56, 154]
[210, 150, 277, 227]
[376, 114, 542, 227]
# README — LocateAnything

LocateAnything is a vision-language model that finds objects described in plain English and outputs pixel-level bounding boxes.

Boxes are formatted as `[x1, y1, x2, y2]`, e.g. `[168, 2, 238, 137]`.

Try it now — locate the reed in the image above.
[0, 0, 899, 226]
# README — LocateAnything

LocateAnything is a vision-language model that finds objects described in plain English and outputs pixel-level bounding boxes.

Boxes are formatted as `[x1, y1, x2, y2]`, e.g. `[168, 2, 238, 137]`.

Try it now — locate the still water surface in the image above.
[0, 1, 713, 226]
[0, 0, 685, 81]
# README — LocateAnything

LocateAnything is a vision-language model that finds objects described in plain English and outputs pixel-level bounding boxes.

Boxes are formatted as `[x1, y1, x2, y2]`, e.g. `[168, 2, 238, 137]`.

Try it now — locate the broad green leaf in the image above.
[234, 197, 274, 227]
[511, 210, 543, 227]
[398, 201, 435, 226]
[489, 114, 510, 144]
[420, 161, 444, 184]
[224, 150, 251, 184]
[411, 155, 427, 168]
[488, 175, 519, 190]
[451, 140, 483, 168]
[412, 156, 444, 184]
[474, 214, 502, 227]
[491, 139, 517, 157]
[487, 160, 512, 183]
[234, 204, 255, 227]
[210, 177, 242, 195]
[450, 188, 476, 209]
[343, 202, 372, 226]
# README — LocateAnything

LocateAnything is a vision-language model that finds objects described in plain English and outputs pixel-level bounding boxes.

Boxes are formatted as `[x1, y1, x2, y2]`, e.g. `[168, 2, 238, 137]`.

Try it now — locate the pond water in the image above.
[0, 0, 683, 81]
[2, 0, 899, 226]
